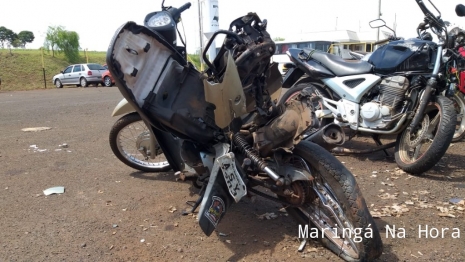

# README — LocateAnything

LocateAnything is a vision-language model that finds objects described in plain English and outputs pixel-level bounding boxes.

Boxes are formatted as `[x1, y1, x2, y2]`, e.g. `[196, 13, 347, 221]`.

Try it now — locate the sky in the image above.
[0, 0, 464, 54]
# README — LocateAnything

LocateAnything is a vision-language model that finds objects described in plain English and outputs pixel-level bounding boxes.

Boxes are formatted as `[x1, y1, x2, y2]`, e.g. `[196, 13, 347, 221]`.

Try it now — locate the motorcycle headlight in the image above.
[147, 12, 172, 27]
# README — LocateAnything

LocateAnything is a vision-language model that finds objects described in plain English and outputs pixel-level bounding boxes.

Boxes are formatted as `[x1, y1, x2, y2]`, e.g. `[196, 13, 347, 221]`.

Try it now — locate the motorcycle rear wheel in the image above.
[395, 96, 456, 174]
[109, 112, 171, 172]
[285, 141, 383, 262]
[450, 92, 465, 142]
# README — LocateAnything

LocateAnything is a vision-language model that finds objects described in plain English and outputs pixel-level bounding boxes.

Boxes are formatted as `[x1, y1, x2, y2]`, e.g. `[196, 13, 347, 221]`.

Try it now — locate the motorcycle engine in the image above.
[360, 76, 409, 129]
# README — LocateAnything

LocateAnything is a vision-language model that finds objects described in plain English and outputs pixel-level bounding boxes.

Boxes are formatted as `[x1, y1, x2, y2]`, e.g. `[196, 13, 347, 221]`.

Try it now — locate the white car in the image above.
[53, 63, 107, 88]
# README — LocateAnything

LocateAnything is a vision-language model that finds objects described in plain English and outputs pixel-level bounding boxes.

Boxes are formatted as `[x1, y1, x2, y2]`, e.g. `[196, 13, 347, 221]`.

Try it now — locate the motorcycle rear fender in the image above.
[282, 67, 305, 89]
[197, 143, 246, 236]
[111, 98, 134, 117]
[148, 123, 185, 172]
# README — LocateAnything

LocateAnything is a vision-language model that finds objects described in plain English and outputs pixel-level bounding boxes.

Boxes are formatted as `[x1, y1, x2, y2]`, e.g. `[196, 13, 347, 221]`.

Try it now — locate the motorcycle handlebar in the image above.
[169, 2, 191, 21]
[178, 2, 192, 14]
[415, 0, 433, 18]
[415, 0, 444, 34]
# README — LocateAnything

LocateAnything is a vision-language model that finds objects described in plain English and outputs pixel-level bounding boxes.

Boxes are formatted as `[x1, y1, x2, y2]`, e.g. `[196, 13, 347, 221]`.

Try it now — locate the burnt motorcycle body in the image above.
[106, 2, 381, 261]
[282, 0, 459, 175]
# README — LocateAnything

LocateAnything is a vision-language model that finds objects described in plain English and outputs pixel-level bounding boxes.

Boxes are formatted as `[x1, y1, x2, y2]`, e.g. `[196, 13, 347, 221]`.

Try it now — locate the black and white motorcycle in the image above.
[281, 0, 462, 175]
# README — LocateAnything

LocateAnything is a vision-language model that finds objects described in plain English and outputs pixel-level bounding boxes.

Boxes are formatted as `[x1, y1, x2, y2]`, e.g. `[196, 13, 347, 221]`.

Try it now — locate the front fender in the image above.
[111, 98, 134, 117]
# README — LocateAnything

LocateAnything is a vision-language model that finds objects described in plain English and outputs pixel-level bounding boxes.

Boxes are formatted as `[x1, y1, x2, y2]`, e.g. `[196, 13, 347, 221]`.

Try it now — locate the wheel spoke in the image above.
[412, 143, 423, 161]
[114, 118, 169, 170]
[426, 112, 440, 136]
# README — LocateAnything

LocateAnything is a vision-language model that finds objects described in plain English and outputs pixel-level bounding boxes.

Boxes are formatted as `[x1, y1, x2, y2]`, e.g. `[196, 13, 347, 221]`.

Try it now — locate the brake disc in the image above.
[406, 114, 430, 147]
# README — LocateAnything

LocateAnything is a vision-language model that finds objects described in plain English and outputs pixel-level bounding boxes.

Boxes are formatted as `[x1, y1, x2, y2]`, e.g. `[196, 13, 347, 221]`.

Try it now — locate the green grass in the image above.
[0, 49, 202, 91]
[0, 49, 106, 91]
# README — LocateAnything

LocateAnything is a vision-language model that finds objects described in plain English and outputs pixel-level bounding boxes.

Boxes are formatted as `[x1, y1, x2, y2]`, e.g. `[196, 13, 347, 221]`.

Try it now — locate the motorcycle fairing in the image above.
[106, 22, 187, 171]
[204, 53, 247, 128]
[107, 22, 219, 145]
[321, 74, 381, 102]
[107, 22, 185, 108]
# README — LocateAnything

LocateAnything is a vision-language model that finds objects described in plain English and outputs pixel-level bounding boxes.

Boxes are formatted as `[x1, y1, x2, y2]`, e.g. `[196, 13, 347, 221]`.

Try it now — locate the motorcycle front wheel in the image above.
[285, 141, 383, 262]
[450, 92, 465, 142]
[395, 96, 456, 174]
[109, 112, 171, 172]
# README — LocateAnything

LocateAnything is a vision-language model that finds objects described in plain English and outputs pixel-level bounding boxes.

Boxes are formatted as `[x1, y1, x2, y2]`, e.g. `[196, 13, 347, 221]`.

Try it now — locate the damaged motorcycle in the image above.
[105, 1, 382, 261]
[282, 0, 459, 175]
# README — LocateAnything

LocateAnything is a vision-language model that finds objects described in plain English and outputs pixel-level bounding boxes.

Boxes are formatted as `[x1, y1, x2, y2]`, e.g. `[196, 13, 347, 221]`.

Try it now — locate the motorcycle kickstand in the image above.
[371, 134, 391, 157]
[182, 183, 207, 216]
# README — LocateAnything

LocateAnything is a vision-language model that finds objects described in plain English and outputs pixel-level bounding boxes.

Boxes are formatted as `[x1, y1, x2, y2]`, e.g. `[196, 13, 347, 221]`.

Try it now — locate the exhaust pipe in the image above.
[305, 124, 345, 150]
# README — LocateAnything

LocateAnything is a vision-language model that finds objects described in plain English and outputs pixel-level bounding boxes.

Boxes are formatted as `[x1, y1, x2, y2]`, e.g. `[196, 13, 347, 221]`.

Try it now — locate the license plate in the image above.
[218, 153, 247, 202]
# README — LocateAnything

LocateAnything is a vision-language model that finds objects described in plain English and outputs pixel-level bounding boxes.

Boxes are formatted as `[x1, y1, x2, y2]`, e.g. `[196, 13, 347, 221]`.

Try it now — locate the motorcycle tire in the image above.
[279, 81, 333, 128]
[395, 96, 456, 174]
[450, 92, 465, 142]
[285, 141, 383, 262]
[109, 112, 172, 172]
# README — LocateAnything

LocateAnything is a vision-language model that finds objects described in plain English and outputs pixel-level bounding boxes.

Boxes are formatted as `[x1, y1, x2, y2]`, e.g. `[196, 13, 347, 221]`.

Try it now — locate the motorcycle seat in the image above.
[302, 48, 373, 76]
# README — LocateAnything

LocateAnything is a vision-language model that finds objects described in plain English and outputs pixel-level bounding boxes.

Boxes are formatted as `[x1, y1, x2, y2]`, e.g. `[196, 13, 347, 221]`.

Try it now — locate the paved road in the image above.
[0, 87, 464, 261]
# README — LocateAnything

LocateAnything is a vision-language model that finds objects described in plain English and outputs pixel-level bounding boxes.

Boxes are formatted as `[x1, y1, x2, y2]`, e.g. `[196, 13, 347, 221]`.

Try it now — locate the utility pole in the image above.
[377, 0, 382, 42]
[198, 0, 204, 70]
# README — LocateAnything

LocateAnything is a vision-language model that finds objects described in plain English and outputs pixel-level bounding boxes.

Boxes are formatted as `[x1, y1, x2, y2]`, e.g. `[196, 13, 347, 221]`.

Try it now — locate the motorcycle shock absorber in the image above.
[232, 133, 287, 186]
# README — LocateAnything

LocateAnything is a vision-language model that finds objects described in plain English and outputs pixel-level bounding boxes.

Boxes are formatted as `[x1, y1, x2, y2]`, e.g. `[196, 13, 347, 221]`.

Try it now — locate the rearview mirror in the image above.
[369, 19, 386, 29]
[456, 4, 465, 17]
[60, 71, 64, 74]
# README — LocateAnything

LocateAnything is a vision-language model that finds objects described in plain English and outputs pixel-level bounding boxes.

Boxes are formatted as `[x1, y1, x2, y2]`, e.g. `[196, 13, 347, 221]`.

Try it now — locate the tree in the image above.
[11, 38, 21, 48]
[56, 30, 80, 63]
[5, 29, 17, 55]
[0, 26, 9, 48]
[273, 37, 285, 41]
[17, 31, 34, 48]
[44, 26, 64, 57]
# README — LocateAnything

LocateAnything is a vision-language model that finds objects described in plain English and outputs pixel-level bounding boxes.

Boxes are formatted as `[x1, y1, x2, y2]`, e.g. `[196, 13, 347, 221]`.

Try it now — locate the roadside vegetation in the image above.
[0, 49, 202, 91]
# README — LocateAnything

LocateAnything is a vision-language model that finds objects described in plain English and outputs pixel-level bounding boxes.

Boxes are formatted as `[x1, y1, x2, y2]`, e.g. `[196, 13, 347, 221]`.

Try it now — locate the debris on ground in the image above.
[21, 127, 52, 132]
[437, 206, 456, 218]
[378, 192, 398, 200]
[169, 206, 177, 213]
[257, 212, 278, 220]
[59, 143, 69, 148]
[29, 145, 48, 153]
[449, 198, 463, 205]
[43, 186, 65, 196]
[371, 203, 410, 218]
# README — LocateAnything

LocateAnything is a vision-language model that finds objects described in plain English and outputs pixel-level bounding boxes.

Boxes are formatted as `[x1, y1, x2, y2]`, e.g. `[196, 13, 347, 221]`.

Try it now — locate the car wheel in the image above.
[55, 79, 63, 88]
[80, 77, 88, 87]
[104, 76, 113, 87]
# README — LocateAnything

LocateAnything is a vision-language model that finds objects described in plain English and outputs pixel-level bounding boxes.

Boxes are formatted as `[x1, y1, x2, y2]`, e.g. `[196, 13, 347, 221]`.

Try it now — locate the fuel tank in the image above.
[368, 39, 438, 75]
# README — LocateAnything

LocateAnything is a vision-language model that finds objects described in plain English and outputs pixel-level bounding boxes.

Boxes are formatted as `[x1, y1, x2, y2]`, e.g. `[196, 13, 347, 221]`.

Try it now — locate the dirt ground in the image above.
[0, 88, 464, 261]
